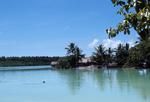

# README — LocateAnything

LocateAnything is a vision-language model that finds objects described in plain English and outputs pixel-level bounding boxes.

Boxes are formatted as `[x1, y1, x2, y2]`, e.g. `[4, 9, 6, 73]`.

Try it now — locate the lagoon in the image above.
[0, 66, 150, 102]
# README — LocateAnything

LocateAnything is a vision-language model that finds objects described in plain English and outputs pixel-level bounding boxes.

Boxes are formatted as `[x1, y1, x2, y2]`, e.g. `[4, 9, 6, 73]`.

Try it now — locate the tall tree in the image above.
[106, 47, 113, 63]
[65, 43, 76, 56]
[58, 43, 85, 68]
[92, 44, 106, 65]
[115, 43, 129, 65]
[106, 0, 150, 40]
[126, 39, 150, 67]
[65, 43, 84, 63]
[75, 47, 85, 63]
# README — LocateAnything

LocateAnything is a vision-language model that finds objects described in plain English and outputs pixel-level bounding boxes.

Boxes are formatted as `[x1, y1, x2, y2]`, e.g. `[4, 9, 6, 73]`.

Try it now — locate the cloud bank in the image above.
[102, 39, 122, 49]
[88, 38, 135, 49]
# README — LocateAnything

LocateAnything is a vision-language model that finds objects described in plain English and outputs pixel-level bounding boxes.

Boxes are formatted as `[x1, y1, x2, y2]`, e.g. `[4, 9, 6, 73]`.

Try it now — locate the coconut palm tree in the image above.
[65, 43, 76, 56]
[92, 44, 106, 65]
[75, 47, 85, 63]
[106, 47, 113, 63]
[64, 43, 85, 68]
[115, 43, 129, 66]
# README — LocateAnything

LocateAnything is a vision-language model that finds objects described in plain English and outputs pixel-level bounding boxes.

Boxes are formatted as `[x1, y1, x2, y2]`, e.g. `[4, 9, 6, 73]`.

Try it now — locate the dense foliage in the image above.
[56, 43, 85, 69]
[92, 45, 107, 65]
[105, 0, 150, 68]
[115, 43, 129, 65]
[92, 43, 130, 67]
[0, 56, 59, 67]
[125, 39, 150, 67]
[107, 0, 150, 40]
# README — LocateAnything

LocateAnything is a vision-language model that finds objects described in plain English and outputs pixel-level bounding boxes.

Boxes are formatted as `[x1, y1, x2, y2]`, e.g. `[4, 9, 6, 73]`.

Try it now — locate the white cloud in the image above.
[128, 40, 136, 47]
[88, 38, 136, 49]
[88, 39, 99, 48]
[102, 39, 122, 49]
[102, 39, 136, 48]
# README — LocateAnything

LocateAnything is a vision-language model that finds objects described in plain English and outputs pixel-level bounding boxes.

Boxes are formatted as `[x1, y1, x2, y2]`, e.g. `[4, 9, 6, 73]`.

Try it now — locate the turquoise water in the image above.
[0, 67, 150, 102]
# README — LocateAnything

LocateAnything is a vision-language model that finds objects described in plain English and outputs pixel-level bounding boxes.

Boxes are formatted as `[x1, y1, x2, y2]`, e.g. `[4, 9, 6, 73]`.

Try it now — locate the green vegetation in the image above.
[55, 41, 149, 68]
[115, 43, 129, 66]
[56, 43, 85, 69]
[92, 44, 107, 65]
[106, 0, 150, 40]
[55, 42, 131, 68]
[91, 43, 130, 67]
[0, 0, 149, 69]
[105, 0, 150, 68]
[0, 56, 59, 67]
[125, 39, 150, 67]
[55, 0, 149, 69]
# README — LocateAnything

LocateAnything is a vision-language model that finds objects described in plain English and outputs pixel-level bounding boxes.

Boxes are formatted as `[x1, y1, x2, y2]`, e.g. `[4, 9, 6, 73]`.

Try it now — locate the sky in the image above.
[0, 0, 139, 56]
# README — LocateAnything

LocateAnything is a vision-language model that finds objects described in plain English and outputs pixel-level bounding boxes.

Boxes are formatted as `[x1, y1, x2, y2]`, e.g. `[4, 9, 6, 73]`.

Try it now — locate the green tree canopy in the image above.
[57, 43, 85, 68]
[115, 43, 130, 65]
[92, 44, 106, 65]
[106, 0, 150, 40]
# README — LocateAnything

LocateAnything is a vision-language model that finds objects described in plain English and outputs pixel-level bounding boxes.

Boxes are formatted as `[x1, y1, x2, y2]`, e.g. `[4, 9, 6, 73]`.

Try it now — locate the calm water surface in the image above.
[0, 66, 150, 102]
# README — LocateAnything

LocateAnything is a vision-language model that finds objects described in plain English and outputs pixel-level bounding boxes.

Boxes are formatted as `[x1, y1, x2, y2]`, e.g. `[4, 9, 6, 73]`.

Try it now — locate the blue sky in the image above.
[0, 0, 138, 56]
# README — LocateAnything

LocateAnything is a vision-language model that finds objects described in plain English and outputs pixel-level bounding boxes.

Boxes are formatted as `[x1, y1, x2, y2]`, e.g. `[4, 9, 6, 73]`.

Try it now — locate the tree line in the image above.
[56, 41, 150, 69]
[0, 56, 59, 67]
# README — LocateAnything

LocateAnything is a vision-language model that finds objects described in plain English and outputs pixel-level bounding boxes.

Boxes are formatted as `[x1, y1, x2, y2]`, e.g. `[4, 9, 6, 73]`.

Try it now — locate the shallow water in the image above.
[0, 67, 150, 102]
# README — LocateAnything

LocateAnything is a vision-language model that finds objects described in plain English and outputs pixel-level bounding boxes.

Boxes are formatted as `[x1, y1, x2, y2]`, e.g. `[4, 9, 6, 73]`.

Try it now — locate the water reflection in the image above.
[56, 69, 150, 101]
[56, 69, 84, 94]
[0, 68, 150, 102]
[116, 69, 150, 101]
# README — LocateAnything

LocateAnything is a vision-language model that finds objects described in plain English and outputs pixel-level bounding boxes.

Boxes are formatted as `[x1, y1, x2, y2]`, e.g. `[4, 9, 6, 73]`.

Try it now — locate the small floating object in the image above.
[42, 81, 46, 83]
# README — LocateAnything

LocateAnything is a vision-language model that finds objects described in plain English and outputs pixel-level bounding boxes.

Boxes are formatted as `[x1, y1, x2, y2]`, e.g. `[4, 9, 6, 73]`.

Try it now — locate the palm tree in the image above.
[106, 47, 113, 63]
[115, 43, 129, 66]
[92, 44, 106, 65]
[75, 47, 85, 63]
[65, 43, 76, 56]
[65, 43, 85, 67]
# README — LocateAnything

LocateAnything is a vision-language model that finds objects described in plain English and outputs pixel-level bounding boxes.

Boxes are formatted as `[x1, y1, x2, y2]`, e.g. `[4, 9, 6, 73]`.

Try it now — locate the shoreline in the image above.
[0, 65, 52, 71]
[0, 65, 149, 71]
